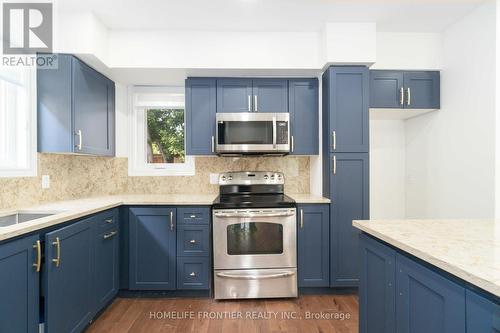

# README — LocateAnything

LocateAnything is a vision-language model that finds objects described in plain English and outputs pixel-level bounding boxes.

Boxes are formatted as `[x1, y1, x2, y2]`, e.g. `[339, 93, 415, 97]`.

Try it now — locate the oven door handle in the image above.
[214, 211, 295, 218]
[216, 271, 295, 280]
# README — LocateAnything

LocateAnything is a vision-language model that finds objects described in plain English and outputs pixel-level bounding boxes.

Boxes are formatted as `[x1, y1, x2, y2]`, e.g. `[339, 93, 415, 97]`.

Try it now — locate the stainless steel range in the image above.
[212, 171, 297, 300]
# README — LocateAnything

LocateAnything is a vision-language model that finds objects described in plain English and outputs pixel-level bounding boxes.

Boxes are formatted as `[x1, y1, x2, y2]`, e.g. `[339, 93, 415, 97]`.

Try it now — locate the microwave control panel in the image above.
[276, 121, 289, 144]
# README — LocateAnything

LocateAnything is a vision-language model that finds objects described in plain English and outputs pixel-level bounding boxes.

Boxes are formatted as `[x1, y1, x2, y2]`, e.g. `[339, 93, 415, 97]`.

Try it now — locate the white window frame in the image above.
[0, 66, 37, 178]
[128, 86, 195, 176]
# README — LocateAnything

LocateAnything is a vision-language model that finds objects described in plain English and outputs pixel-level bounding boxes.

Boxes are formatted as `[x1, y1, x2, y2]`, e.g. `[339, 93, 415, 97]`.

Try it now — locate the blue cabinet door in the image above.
[329, 152, 369, 287]
[45, 217, 94, 333]
[396, 253, 465, 333]
[289, 79, 319, 155]
[72, 58, 115, 156]
[37, 54, 73, 153]
[185, 78, 216, 155]
[370, 71, 404, 108]
[403, 71, 440, 109]
[466, 289, 500, 332]
[297, 204, 329, 287]
[93, 211, 120, 314]
[0, 235, 40, 333]
[216, 79, 253, 113]
[252, 79, 288, 113]
[129, 207, 176, 290]
[359, 234, 396, 333]
[325, 67, 369, 153]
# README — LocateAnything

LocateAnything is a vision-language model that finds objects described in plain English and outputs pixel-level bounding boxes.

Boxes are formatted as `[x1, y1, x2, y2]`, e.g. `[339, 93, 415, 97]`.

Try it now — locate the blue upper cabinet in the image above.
[324, 66, 369, 153]
[370, 71, 404, 108]
[44, 217, 94, 333]
[217, 78, 253, 112]
[0, 235, 40, 333]
[404, 71, 440, 109]
[328, 152, 369, 287]
[289, 79, 319, 155]
[37, 54, 115, 156]
[252, 79, 288, 113]
[396, 253, 465, 333]
[185, 78, 217, 155]
[359, 234, 396, 333]
[370, 70, 440, 109]
[72, 58, 115, 156]
[129, 207, 177, 290]
[466, 289, 500, 332]
[297, 204, 329, 287]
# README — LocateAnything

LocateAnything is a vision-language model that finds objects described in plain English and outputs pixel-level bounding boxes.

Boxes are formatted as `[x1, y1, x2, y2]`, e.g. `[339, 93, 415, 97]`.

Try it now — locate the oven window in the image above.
[218, 121, 273, 145]
[226, 222, 283, 255]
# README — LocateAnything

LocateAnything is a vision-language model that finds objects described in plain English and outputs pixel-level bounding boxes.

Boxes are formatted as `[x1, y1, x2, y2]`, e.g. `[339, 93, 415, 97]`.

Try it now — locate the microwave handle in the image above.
[272, 116, 277, 148]
[211, 135, 215, 153]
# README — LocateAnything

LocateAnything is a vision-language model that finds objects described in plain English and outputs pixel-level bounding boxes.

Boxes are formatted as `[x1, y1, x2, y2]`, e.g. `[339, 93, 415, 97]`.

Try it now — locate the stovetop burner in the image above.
[212, 171, 296, 209]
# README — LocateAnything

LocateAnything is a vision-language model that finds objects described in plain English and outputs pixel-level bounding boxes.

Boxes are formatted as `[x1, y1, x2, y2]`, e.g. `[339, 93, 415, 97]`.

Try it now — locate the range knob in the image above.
[221, 176, 226, 181]
[270, 175, 275, 180]
[264, 175, 269, 180]
[228, 176, 233, 180]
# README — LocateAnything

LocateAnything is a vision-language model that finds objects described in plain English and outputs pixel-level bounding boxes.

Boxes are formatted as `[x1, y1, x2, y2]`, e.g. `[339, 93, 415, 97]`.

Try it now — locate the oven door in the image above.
[216, 113, 290, 154]
[213, 208, 296, 270]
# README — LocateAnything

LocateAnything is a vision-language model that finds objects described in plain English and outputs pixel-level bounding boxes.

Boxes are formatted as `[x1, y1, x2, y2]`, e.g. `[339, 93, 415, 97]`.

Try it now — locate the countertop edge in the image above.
[353, 220, 500, 298]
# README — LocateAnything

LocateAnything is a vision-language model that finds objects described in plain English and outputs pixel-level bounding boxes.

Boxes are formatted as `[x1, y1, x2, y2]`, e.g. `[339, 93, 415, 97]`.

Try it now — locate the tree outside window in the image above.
[146, 108, 185, 164]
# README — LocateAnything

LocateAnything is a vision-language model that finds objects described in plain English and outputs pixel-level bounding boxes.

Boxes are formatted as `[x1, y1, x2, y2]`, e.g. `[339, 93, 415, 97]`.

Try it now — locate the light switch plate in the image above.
[209, 173, 219, 184]
[41, 175, 50, 189]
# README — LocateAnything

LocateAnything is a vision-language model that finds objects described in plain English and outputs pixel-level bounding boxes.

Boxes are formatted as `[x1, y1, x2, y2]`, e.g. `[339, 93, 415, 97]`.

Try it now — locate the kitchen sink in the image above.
[0, 211, 62, 228]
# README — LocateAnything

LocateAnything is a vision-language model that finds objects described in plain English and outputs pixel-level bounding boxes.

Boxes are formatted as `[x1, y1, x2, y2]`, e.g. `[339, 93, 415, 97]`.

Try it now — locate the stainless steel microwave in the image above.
[215, 113, 290, 155]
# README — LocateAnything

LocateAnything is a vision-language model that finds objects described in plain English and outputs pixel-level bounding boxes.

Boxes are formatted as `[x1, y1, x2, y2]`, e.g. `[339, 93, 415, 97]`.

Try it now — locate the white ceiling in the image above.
[60, 0, 486, 33]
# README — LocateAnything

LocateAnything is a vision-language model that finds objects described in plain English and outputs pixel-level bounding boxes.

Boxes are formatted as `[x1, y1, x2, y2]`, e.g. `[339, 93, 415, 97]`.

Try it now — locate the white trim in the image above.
[128, 85, 195, 177]
[0, 66, 37, 178]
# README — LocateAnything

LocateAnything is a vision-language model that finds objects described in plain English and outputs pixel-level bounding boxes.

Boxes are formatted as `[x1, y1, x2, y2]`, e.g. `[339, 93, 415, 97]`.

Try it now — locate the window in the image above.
[129, 86, 194, 176]
[0, 66, 36, 177]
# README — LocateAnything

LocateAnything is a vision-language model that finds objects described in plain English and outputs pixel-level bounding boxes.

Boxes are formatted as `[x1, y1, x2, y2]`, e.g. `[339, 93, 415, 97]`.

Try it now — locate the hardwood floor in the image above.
[86, 295, 359, 333]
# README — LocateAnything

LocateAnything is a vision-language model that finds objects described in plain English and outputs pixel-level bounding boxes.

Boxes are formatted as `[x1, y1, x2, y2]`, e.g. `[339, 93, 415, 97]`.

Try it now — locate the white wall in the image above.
[496, 0, 500, 218]
[405, 1, 496, 219]
[370, 120, 406, 218]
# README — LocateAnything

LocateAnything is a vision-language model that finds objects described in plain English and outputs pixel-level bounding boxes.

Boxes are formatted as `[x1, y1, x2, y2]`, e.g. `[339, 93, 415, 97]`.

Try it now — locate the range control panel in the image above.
[218, 171, 284, 185]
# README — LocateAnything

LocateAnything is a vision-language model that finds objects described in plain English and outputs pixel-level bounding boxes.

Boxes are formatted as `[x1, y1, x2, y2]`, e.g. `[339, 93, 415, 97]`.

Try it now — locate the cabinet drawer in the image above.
[177, 207, 210, 225]
[177, 257, 210, 290]
[96, 209, 118, 229]
[177, 225, 209, 256]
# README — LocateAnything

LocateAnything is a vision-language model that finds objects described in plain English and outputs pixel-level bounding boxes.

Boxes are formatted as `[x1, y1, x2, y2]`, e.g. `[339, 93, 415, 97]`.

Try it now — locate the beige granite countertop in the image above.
[286, 193, 331, 204]
[353, 219, 500, 297]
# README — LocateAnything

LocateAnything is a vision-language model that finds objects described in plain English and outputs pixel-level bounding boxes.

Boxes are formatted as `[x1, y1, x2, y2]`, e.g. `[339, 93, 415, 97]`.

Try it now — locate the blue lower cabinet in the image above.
[466, 289, 500, 332]
[177, 206, 210, 225]
[359, 234, 396, 333]
[93, 210, 120, 314]
[297, 204, 329, 287]
[129, 207, 176, 290]
[177, 224, 209, 256]
[45, 217, 94, 333]
[176, 257, 210, 290]
[396, 253, 465, 333]
[0, 235, 40, 333]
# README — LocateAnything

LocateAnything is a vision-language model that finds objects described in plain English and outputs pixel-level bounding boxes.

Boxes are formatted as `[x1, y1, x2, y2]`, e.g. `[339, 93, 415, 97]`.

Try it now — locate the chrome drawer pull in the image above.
[190, 215, 196, 218]
[189, 272, 196, 277]
[103, 231, 118, 239]
[189, 239, 197, 244]
[105, 218, 113, 224]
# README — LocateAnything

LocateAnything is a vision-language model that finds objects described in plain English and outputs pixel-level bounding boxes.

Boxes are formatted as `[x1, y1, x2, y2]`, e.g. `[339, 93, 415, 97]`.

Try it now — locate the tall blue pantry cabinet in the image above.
[322, 66, 370, 287]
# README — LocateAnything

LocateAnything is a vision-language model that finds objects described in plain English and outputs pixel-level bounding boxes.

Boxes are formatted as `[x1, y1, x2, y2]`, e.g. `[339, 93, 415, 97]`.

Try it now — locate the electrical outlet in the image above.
[209, 173, 219, 184]
[41, 175, 50, 189]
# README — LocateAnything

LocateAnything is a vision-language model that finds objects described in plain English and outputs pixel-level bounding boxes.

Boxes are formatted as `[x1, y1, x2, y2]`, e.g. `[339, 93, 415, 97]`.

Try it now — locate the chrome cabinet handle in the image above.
[52, 237, 61, 267]
[272, 116, 277, 148]
[300, 209, 304, 229]
[170, 211, 174, 231]
[103, 231, 118, 239]
[248, 95, 251, 111]
[33, 240, 41, 272]
[333, 155, 337, 175]
[400, 87, 404, 105]
[407, 87, 411, 106]
[75, 130, 82, 150]
[291, 135, 294, 153]
[189, 239, 196, 244]
[189, 272, 196, 277]
[211, 135, 215, 153]
[190, 214, 196, 218]
[216, 271, 295, 280]
[254, 95, 258, 112]
[105, 218, 113, 224]
[332, 131, 336, 150]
